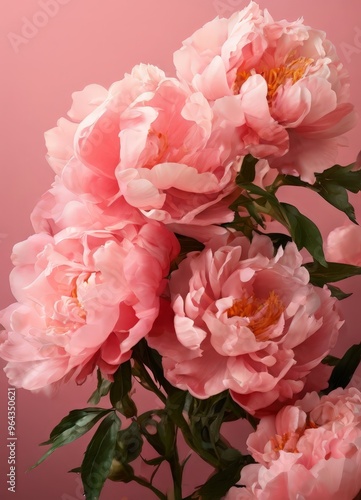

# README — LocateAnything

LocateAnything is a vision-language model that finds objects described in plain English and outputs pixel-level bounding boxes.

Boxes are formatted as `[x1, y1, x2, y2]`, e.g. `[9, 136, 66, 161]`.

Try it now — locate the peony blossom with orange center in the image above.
[0, 223, 180, 391]
[174, 1, 355, 183]
[227, 291, 284, 341]
[226, 388, 361, 499]
[233, 56, 314, 101]
[148, 233, 342, 415]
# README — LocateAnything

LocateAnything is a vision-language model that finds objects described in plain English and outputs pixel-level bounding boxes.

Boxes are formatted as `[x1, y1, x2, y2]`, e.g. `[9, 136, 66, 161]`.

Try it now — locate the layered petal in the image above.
[148, 233, 342, 415]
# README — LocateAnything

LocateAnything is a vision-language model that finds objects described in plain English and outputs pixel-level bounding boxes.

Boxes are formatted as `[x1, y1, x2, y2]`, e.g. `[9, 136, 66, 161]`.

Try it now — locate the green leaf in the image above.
[141, 456, 165, 466]
[235, 154, 258, 184]
[110, 361, 137, 418]
[88, 370, 112, 405]
[68, 467, 82, 474]
[32, 408, 113, 468]
[317, 182, 356, 223]
[157, 413, 176, 458]
[280, 203, 326, 265]
[322, 355, 340, 367]
[223, 213, 258, 240]
[138, 410, 176, 458]
[325, 343, 361, 394]
[117, 393, 137, 419]
[194, 454, 253, 500]
[315, 162, 361, 194]
[176, 234, 205, 255]
[327, 284, 352, 300]
[223, 397, 259, 430]
[133, 339, 174, 395]
[231, 162, 361, 266]
[229, 195, 267, 228]
[166, 390, 195, 430]
[165, 389, 225, 469]
[47, 408, 111, 442]
[261, 232, 293, 250]
[245, 199, 266, 227]
[274, 163, 361, 225]
[171, 235, 205, 272]
[110, 361, 132, 400]
[185, 392, 256, 467]
[305, 261, 361, 287]
[231, 180, 283, 232]
[231, 180, 326, 265]
[275, 174, 310, 189]
[115, 422, 143, 464]
[187, 393, 229, 456]
[235, 182, 274, 198]
[231, 182, 270, 209]
[81, 412, 120, 500]
[138, 411, 165, 455]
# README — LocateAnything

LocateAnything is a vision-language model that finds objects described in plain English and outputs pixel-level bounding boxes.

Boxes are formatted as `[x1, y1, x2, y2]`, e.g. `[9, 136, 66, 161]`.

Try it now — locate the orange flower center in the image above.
[67, 290, 86, 321]
[271, 432, 299, 453]
[227, 291, 284, 340]
[69, 277, 89, 321]
[146, 129, 168, 168]
[270, 418, 318, 454]
[233, 56, 313, 101]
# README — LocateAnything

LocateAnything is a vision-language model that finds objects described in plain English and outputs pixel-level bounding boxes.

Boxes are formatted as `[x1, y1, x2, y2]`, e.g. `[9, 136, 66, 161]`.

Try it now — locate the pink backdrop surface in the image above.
[1, 1, 361, 498]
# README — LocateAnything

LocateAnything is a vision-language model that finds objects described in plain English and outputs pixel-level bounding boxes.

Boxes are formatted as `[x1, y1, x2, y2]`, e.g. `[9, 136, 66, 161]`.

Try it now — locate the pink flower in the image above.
[45, 84, 109, 175]
[30, 174, 146, 236]
[42, 79, 148, 231]
[69, 64, 242, 230]
[148, 233, 342, 415]
[0, 224, 179, 391]
[325, 224, 361, 266]
[174, 1, 355, 183]
[226, 388, 361, 499]
[253, 160, 278, 190]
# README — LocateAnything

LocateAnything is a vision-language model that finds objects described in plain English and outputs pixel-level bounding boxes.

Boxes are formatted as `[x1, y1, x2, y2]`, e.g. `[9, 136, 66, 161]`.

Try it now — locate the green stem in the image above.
[133, 359, 167, 404]
[133, 475, 167, 500]
[167, 432, 183, 500]
[136, 342, 222, 469]
[167, 407, 221, 469]
[268, 174, 285, 194]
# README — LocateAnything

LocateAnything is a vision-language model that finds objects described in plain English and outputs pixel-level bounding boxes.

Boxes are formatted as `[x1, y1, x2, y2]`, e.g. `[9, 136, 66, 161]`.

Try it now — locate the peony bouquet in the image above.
[1, 2, 361, 499]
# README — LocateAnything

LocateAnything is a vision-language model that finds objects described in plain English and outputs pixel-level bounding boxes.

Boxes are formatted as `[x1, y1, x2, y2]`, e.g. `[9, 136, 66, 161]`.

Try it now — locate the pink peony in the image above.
[325, 224, 361, 266]
[253, 160, 278, 190]
[45, 83, 109, 175]
[0, 223, 179, 391]
[30, 174, 146, 236]
[174, 1, 355, 182]
[68, 64, 242, 231]
[148, 233, 342, 415]
[226, 388, 361, 499]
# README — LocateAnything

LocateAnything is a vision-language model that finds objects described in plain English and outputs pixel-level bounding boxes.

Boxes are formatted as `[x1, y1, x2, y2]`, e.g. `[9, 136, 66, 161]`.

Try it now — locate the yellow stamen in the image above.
[270, 419, 319, 454]
[227, 291, 284, 340]
[270, 432, 298, 453]
[233, 56, 313, 101]
[69, 277, 89, 321]
[146, 129, 168, 168]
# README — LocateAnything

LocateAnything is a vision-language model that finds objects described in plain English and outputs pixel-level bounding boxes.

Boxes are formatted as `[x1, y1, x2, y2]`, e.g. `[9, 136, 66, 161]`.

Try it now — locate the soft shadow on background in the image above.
[1, 0, 361, 498]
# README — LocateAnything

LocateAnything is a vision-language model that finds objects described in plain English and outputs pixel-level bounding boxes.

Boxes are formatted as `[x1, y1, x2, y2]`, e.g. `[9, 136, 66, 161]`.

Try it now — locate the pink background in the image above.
[1, 0, 361, 498]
